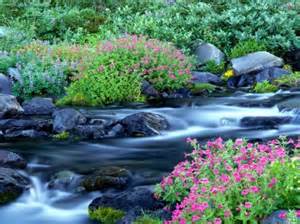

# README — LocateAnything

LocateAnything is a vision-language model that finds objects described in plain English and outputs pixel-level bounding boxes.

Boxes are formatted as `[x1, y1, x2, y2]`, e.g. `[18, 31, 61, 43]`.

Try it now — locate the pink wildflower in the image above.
[278, 211, 287, 219]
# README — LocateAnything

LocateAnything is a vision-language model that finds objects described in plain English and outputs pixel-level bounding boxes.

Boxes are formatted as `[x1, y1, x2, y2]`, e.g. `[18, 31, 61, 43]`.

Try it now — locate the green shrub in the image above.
[89, 207, 125, 224]
[273, 72, 300, 88]
[0, 55, 16, 73]
[202, 60, 225, 74]
[53, 131, 69, 140]
[229, 40, 267, 59]
[254, 81, 278, 93]
[134, 214, 162, 224]
[12, 52, 68, 99]
[59, 35, 192, 106]
[190, 83, 216, 95]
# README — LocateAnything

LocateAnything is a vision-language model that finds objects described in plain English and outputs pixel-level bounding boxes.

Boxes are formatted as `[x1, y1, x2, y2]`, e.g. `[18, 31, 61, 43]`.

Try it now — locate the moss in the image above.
[53, 131, 70, 140]
[254, 81, 278, 93]
[0, 191, 19, 204]
[190, 83, 216, 94]
[134, 214, 162, 224]
[89, 207, 125, 224]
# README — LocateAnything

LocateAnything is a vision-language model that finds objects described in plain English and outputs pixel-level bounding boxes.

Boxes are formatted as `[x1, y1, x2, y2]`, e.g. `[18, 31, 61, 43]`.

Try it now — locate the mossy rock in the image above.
[89, 207, 125, 224]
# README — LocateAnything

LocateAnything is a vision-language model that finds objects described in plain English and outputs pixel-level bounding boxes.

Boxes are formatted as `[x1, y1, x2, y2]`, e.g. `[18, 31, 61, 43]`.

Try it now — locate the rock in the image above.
[285, 47, 300, 70]
[48, 170, 83, 192]
[81, 167, 131, 191]
[89, 186, 164, 213]
[278, 96, 300, 111]
[164, 88, 191, 99]
[195, 43, 224, 65]
[0, 167, 30, 204]
[0, 119, 52, 132]
[0, 150, 27, 169]
[120, 112, 168, 137]
[0, 94, 23, 118]
[3, 129, 49, 139]
[7, 68, 22, 84]
[191, 71, 222, 85]
[240, 116, 292, 128]
[255, 67, 290, 83]
[231, 51, 284, 76]
[72, 125, 105, 139]
[262, 210, 299, 224]
[106, 124, 124, 138]
[227, 74, 255, 88]
[53, 108, 87, 133]
[141, 80, 160, 98]
[22, 97, 55, 115]
[0, 73, 11, 94]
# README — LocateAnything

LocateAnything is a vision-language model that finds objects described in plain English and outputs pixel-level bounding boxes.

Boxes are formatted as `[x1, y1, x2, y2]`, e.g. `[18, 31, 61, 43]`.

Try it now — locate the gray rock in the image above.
[22, 97, 55, 115]
[191, 71, 222, 85]
[195, 43, 224, 65]
[141, 80, 160, 98]
[255, 67, 290, 83]
[0, 73, 11, 94]
[81, 166, 131, 192]
[0, 150, 27, 169]
[4, 129, 49, 139]
[231, 51, 284, 76]
[0, 167, 30, 204]
[72, 125, 105, 139]
[0, 119, 52, 132]
[120, 112, 168, 137]
[53, 108, 87, 133]
[240, 116, 292, 128]
[107, 124, 124, 138]
[0, 94, 23, 118]
[7, 68, 22, 84]
[278, 96, 300, 111]
[48, 170, 83, 192]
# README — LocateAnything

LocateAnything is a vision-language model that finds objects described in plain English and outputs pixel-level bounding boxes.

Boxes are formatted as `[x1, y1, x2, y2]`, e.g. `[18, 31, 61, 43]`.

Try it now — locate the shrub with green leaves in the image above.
[202, 60, 225, 74]
[230, 40, 267, 59]
[134, 214, 162, 224]
[12, 52, 68, 99]
[59, 35, 192, 106]
[254, 81, 278, 93]
[89, 207, 125, 224]
[273, 72, 300, 88]
[0, 55, 16, 73]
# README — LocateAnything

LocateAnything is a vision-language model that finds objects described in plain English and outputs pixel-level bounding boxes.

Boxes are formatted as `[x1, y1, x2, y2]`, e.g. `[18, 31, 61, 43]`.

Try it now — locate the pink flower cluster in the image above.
[156, 138, 299, 223]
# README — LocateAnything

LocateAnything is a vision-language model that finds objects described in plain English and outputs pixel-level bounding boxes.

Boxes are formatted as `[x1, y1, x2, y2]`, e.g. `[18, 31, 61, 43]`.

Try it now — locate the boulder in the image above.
[22, 97, 55, 115]
[72, 125, 105, 139]
[255, 67, 290, 83]
[0, 150, 27, 169]
[277, 96, 300, 111]
[231, 51, 284, 76]
[262, 210, 299, 224]
[240, 116, 292, 128]
[106, 124, 124, 138]
[0, 73, 11, 94]
[53, 108, 87, 133]
[0, 167, 30, 204]
[48, 170, 83, 192]
[141, 80, 160, 98]
[191, 71, 222, 85]
[3, 129, 49, 139]
[89, 186, 164, 213]
[0, 94, 23, 118]
[0, 119, 52, 132]
[81, 167, 131, 192]
[120, 112, 168, 137]
[195, 43, 224, 65]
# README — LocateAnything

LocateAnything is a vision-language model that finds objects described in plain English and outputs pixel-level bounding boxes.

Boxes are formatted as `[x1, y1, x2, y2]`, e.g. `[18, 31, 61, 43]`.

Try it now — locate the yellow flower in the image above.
[223, 69, 234, 79]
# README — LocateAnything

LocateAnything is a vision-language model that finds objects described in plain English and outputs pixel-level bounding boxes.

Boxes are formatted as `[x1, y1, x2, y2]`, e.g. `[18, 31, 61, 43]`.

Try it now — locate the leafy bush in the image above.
[202, 60, 225, 74]
[12, 52, 68, 99]
[89, 207, 125, 224]
[229, 40, 267, 59]
[134, 214, 162, 224]
[273, 72, 300, 88]
[0, 55, 16, 73]
[59, 35, 192, 106]
[155, 138, 300, 223]
[254, 81, 278, 93]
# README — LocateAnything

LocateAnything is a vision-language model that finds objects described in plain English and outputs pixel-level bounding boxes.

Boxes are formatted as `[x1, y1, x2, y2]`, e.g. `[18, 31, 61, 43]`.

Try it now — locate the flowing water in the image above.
[1, 91, 300, 224]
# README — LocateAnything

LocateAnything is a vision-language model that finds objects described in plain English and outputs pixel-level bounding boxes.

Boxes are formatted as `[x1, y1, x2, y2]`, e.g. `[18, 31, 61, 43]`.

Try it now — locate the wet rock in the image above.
[72, 125, 105, 139]
[48, 170, 83, 192]
[120, 112, 168, 137]
[106, 124, 124, 138]
[278, 96, 300, 111]
[0, 119, 52, 132]
[0, 150, 27, 169]
[195, 43, 224, 65]
[163, 88, 191, 99]
[53, 108, 87, 133]
[255, 67, 290, 83]
[0, 73, 11, 94]
[191, 71, 222, 85]
[0, 167, 30, 204]
[7, 68, 22, 84]
[3, 129, 49, 139]
[240, 116, 292, 128]
[81, 167, 131, 191]
[0, 94, 23, 118]
[141, 80, 160, 98]
[231, 51, 283, 76]
[89, 186, 164, 213]
[22, 97, 55, 115]
[261, 210, 299, 224]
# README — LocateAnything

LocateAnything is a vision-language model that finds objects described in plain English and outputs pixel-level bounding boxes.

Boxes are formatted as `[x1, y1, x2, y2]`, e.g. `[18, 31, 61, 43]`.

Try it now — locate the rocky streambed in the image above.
[0, 91, 300, 223]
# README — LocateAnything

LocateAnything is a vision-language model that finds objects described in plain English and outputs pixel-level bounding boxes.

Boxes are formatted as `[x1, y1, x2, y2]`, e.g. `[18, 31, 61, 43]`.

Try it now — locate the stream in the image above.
[0, 91, 300, 224]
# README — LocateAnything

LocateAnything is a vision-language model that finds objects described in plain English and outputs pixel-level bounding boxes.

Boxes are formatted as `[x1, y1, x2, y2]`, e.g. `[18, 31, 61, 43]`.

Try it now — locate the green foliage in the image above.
[202, 60, 225, 74]
[229, 40, 267, 59]
[134, 214, 162, 224]
[254, 81, 278, 93]
[273, 72, 300, 88]
[89, 207, 125, 224]
[0, 55, 16, 73]
[12, 52, 67, 99]
[53, 131, 69, 140]
[190, 83, 217, 95]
